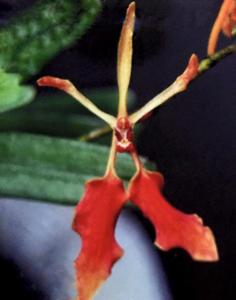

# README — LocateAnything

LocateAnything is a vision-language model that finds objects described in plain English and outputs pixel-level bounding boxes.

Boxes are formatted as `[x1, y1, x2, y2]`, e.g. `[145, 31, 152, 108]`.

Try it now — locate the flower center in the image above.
[115, 117, 133, 152]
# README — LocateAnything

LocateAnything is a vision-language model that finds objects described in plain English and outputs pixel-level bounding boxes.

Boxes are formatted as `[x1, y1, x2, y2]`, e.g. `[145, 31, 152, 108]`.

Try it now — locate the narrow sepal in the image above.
[37, 76, 116, 126]
[129, 54, 199, 124]
[117, 2, 135, 117]
[128, 169, 219, 261]
[72, 174, 127, 300]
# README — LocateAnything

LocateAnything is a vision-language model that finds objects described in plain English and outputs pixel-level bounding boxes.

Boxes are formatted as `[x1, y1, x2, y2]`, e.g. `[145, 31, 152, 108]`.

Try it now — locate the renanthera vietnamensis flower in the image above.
[37, 2, 218, 300]
[208, 0, 236, 55]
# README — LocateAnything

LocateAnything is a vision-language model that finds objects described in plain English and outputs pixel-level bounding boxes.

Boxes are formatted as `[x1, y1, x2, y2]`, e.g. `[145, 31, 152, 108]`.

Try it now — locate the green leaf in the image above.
[0, 0, 101, 79]
[0, 163, 89, 205]
[0, 69, 35, 113]
[0, 133, 155, 204]
[0, 111, 104, 138]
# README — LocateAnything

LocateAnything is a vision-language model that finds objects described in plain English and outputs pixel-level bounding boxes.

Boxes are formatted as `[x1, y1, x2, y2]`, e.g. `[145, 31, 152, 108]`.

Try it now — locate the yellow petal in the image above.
[129, 54, 199, 124]
[117, 2, 136, 117]
[37, 76, 116, 127]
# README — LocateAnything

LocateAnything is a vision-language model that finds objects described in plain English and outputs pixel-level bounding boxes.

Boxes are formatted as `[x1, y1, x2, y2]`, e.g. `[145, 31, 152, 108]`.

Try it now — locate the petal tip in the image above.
[121, 1, 136, 37]
[155, 230, 219, 262]
[127, 1, 136, 14]
[155, 220, 219, 262]
[189, 218, 219, 262]
[126, 2, 136, 30]
[37, 76, 70, 91]
[75, 247, 124, 300]
[37, 76, 48, 86]
[191, 227, 219, 262]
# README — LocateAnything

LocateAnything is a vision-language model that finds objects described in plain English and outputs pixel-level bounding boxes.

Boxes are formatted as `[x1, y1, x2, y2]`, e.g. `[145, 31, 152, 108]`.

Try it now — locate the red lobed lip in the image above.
[72, 174, 127, 300]
[128, 169, 219, 262]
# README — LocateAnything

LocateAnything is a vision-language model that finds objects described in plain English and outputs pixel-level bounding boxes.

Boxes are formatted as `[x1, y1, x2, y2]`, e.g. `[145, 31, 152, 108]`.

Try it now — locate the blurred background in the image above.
[0, 0, 235, 299]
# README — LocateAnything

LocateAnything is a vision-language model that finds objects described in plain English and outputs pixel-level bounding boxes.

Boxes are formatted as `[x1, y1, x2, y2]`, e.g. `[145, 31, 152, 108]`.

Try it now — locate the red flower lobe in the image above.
[128, 169, 219, 261]
[72, 173, 127, 300]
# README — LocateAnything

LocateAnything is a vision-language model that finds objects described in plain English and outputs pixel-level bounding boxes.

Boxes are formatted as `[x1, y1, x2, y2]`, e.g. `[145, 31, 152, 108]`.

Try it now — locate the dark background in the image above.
[0, 0, 236, 299]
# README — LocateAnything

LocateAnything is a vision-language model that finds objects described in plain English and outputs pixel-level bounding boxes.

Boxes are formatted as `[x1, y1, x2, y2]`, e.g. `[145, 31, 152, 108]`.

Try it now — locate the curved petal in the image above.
[208, 0, 236, 55]
[222, 1, 236, 36]
[129, 54, 199, 124]
[128, 169, 219, 261]
[37, 76, 116, 126]
[72, 173, 127, 300]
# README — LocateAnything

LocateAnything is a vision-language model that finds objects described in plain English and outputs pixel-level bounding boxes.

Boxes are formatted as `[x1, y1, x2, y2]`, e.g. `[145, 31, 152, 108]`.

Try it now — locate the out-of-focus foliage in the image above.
[0, 69, 35, 112]
[0, 0, 101, 112]
[0, 0, 101, 78]
[0, 133, 154, 204]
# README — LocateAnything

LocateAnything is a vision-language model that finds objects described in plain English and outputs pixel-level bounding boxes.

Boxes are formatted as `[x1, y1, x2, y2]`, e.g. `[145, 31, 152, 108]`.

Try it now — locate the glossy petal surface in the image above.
[72, 174, 127, 300]
[128, 169, 219, 261]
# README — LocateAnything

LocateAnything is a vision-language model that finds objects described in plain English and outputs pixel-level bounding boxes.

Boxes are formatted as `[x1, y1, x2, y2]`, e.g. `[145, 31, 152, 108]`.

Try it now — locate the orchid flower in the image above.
[37, 2, 218, 300]
[208, 0, 236, 55]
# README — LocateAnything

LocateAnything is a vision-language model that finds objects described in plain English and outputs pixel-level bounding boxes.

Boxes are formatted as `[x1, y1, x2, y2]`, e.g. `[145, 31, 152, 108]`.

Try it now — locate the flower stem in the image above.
[131, 149, 142, 174]
[79, 125, 111, 142]
[105, 134, 117, 177]
[199, 44, 236, 74]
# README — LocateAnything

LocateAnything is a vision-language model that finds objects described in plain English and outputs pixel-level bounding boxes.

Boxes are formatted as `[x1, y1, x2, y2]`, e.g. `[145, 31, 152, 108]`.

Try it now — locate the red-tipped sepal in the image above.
[37, 76, 116, 126]
[72, 173, 127, 300]
[128, 169, 219, 261]
[37, 76, 71, 92]
[176, 54, 199, 91]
